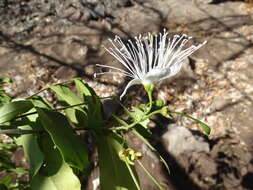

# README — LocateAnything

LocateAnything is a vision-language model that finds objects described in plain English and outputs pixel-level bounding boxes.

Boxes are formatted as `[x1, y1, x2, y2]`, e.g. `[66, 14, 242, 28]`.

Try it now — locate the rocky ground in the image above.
[0, 0, 253, 189]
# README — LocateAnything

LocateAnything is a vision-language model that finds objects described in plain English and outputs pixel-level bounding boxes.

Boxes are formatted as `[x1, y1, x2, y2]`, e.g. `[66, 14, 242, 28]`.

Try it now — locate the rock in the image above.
[162, 125, 210, 156]
[52, 66, 78, 80]
[197, 154, 217, 176]
[174, 57, 195, 79]
[55, 0, 92, 22]
[141, 144, 160, 163]
[82, 0, 131, 17]
[113, 3, 162, 35]
[208, 97, 232, 113]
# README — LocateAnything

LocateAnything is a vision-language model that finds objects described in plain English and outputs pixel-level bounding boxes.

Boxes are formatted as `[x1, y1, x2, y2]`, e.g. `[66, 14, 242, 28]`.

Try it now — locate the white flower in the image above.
[95, 30, 206, 99]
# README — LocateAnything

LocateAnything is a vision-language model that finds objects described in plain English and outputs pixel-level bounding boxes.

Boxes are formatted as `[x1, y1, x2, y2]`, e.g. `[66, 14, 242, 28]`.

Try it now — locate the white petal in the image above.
[158, 62, 183, 82]
[120, 78, 142, 100]
[142, 67, 170, 84]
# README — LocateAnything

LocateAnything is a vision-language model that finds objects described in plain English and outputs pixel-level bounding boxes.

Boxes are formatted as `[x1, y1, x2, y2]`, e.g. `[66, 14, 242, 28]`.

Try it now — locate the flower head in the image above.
[95, 30, 206, 99]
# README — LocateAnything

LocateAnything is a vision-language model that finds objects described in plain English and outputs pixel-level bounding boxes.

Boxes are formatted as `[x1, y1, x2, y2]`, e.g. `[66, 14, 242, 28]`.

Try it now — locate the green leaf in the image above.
[0, 144, 16, 170]
[0, 184, 8, 190]
[36, 107, 88, 171]
[73, 78, 103, 128]
[50, 84, 82, 105]
[198, 121, 211, 135]
[97, 132, 139, 190]
[16, 125, 44, 177]
[0, 175, 13, 186]
[0, 78, 12, 84]
[29, 96, 53, 110]
[130, 107, 150, 128]
[0, 100, 34, 124]
[160, 106, 173, 119]
[50, 84, 88, 127]
[73, 78, 100, 107]
[9, 167, 27, 175]
[0, 78, 13, 105]
[0, 91, 12, 105]
[154, 99, 165, 107]
[31, 134, 81, 190]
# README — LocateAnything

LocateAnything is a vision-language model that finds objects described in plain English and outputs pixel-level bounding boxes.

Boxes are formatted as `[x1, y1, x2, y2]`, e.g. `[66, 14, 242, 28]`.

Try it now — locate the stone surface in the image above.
[1, 0, 253, 189]
[162, 125, 210, 156]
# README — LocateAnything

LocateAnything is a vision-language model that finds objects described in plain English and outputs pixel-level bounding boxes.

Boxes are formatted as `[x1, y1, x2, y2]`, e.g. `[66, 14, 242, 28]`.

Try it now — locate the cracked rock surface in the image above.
[0, 0, 253, 189]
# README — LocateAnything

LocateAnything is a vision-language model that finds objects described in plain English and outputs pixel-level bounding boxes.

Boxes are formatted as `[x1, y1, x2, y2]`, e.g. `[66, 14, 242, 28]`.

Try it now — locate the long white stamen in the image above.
[96, 64, 133, 77]
[107, 40, 136, 75]
[95, 30, 206, 99]
[94, 71, 132, 78]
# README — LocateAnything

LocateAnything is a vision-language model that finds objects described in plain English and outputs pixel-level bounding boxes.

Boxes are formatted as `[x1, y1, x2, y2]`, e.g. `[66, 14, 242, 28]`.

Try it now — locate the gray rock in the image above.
[141, 144, 160, 163]
[52, 66, 78, 80]
[162, 125, 210, 156]
[208, 97, 231, 113]
[82, 0, 131, 17]
[176, 57, 195, 78]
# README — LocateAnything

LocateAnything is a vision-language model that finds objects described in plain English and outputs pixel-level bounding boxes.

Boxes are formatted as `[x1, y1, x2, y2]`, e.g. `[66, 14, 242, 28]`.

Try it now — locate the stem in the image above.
[14, 102, 88, 120]
[99, 95, 117, 100]
[26, 80, 71, 99]
[169, 111, 207, 124]
[143, 84, 154, 113]
[137, 160, 165, 190]
[147, 89, 153, 111]
[111, 109, 163, 131]
[27, 78, 115, 100]
[0, 129, 44, 135]
[169, 110, 211, 135]
[169, 111, 196, 120]
[0, 127, 105, 135]
[132, 130, 170, 173]
[125, 160, 141, 190]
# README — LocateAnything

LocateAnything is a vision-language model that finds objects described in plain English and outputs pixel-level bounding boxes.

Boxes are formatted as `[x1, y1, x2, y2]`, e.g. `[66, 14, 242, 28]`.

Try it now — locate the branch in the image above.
[0, 127, 105, 135]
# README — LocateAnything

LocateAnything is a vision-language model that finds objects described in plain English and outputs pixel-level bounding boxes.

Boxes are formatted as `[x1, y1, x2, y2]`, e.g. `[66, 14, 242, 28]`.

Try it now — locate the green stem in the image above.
[111, 109, 163, 131]
[137, 160, 165, 190]
[5, 104, 161, 134]
[14, 102, 88, 120]
[132, 130, 170, 173]
[27, 80, 71, 99]
[147, 89, 153, 112]
[0, 127, 104, 135]
[169, 111, 196, 120]
[169, 110, 211, 135]
[0, 129, 44, 135]
[144, 84, 154, 113]
[125, 159, 141, 190]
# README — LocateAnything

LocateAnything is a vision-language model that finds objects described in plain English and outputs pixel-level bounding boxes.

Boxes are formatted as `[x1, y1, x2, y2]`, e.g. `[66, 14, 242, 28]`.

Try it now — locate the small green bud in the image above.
[161, 106, 173, 119]
[154, 99, 165, 107]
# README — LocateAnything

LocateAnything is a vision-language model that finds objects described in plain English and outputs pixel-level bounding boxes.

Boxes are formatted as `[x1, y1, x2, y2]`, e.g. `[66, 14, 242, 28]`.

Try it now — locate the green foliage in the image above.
[0, 141, 29, 190]
[169, 111, 211, 135]
[0, 100, 34, 124]
[73, 78, 103, 128]
[97, 132, 139, 190]
[129, 107, 150, 128]
[49, 84, 88, 128]
[0, 77, 12, 105]
[16, 125, 44, 177]
[36, 107, 89, 171]
[0, 77, 211, 190]
[31, 134, 81, 190]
